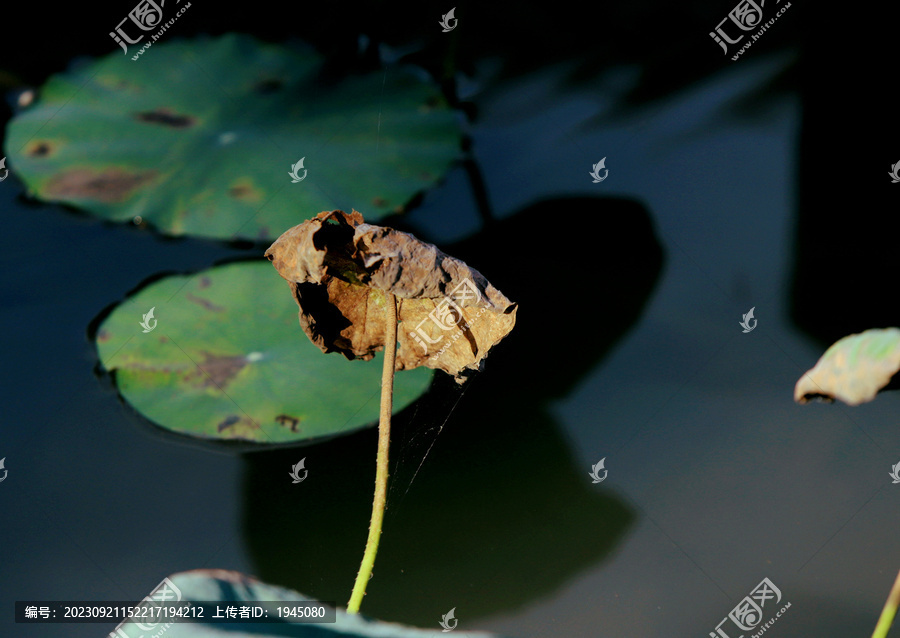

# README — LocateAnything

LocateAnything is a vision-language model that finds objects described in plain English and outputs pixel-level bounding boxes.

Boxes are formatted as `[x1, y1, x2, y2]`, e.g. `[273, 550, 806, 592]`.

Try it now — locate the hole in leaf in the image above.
[275, 414, 301, 432]
[134, 108, 196, 128]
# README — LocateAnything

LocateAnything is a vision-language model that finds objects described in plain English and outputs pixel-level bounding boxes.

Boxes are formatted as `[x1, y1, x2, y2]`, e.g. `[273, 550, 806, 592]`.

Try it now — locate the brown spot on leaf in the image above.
[189, 351, 247, 389]
[275, 414, 301, 432]
[255, 78, 284, 94]
[26, 141, 54, 158]
[215, 415, 260, 440]
[199, 277, 212, 289]
[372, 197, 387, 207]
[186, 293, 225, 312]
[227, 181, 262, 203]
[134, 108, 195, 128]
[217, 415, 240, 432]
[97, 330, 110, 342]
[44, 168, 157, 203]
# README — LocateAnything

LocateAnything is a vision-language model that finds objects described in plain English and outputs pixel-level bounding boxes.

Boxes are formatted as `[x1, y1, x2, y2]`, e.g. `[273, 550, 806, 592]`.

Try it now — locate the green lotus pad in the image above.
[112, 570, 505, 637]
[95, 260, 432, 444]
[6, 34, 461, 241]
[795, 327, 900, 406]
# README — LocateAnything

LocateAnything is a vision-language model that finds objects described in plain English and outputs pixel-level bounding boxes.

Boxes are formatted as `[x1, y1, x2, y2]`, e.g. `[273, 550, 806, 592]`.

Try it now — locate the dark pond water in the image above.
[3, 4, 900, 638]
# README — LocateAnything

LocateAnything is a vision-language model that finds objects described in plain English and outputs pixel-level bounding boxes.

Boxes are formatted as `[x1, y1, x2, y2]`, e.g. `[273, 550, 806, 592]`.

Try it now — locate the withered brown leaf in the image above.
[265, 210, 517, 382]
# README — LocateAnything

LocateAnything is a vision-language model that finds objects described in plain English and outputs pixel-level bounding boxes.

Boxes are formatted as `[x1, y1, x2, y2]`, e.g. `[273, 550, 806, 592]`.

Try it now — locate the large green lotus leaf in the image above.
[111, 570, 504, 637]
[95, 261, 432, 444]
[795, 327, 900, 406]
[6, 34, 460, 241]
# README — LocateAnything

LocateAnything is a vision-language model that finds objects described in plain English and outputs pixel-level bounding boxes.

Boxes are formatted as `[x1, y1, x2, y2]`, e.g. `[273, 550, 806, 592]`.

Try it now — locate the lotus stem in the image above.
[873, 568, 900, 638]
[346, 291, 397, 614]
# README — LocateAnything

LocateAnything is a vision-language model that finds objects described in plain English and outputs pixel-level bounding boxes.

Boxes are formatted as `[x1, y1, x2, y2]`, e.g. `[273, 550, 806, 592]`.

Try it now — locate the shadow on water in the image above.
[240, 196, 665, 625]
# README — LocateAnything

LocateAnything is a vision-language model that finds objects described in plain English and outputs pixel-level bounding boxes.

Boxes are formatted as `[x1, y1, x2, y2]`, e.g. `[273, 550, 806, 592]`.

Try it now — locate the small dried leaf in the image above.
[794, 327, 900, 406]
[266, 210, 517, 382]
